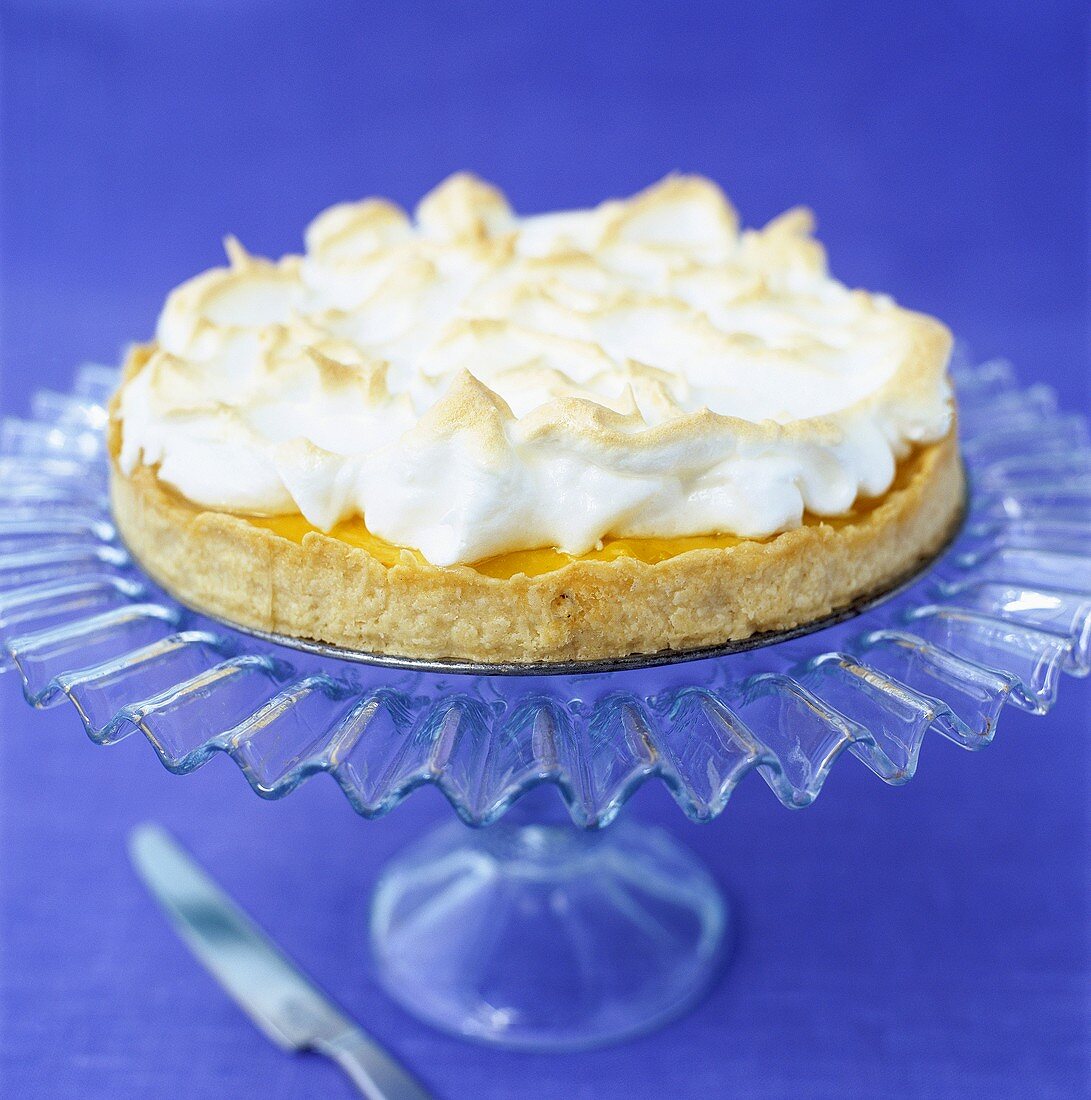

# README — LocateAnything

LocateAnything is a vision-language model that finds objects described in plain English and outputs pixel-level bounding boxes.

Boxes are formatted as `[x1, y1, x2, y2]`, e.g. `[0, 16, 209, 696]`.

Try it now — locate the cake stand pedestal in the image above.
[371, 785, 726, 1050]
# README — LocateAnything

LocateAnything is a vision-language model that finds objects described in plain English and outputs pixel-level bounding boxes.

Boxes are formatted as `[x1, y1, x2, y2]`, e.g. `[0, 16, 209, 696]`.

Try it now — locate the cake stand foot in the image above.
[369, 791, 728, 1051]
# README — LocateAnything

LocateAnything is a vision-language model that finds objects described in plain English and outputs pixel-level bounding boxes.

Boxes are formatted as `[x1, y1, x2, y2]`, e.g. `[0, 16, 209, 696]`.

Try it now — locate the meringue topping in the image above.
[117, 173, 954, 566]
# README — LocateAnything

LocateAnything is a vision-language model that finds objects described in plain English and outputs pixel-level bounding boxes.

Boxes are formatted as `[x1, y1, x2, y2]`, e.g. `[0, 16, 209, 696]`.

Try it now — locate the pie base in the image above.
[108, 424, 965, 665]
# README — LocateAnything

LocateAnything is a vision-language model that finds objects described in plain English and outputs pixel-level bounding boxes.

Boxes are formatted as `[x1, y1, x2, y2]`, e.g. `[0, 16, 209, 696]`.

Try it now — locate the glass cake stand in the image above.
[0, 352, 1088, 1051]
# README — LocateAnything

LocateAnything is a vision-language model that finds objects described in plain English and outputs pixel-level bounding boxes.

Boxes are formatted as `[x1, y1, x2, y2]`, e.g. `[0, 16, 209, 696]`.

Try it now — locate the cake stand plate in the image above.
[0, 351, 1088, 1050]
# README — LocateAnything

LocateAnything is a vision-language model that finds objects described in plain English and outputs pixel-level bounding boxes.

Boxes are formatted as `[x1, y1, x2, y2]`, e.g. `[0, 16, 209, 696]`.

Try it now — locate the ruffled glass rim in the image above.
[1, 349, 1088, 828]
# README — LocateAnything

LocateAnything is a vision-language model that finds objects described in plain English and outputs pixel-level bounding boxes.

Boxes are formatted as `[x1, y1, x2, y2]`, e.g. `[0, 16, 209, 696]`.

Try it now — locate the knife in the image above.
[129, 824, 432, 1100]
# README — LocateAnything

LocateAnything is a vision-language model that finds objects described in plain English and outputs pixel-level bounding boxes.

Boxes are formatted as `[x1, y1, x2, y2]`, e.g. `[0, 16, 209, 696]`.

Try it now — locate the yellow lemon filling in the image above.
[244, 513, 755, 579]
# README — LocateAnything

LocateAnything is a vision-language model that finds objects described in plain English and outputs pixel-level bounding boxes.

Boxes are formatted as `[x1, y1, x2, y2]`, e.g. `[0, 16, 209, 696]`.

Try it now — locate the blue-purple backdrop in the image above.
[1, 2, 1088, 1097]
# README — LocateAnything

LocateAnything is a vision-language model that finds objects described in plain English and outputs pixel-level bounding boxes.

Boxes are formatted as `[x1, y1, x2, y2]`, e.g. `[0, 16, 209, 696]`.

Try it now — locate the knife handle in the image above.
[314, 1028, 433, 1100]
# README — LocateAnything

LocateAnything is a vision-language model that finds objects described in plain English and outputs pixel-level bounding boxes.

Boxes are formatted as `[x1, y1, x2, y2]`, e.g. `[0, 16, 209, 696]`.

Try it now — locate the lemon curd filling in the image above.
[229, 447, 924, 581]
[245, 514, 752, 579]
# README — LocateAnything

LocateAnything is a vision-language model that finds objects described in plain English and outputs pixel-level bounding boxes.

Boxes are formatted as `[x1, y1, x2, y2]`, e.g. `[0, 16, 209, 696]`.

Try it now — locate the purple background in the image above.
[1, 2, 1088, 1097]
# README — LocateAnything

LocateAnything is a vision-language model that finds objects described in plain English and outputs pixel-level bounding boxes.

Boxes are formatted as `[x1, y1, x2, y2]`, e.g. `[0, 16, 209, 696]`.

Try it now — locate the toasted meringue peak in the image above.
[304, 198, 411, 259]
[118, 174, 954, 566]
[415, 172, 515, 242]
[223, 234, 254, 269]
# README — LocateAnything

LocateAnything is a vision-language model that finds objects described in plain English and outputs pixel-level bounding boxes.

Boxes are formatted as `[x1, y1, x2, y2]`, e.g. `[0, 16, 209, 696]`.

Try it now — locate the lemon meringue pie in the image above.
[108, 173, 963, 663]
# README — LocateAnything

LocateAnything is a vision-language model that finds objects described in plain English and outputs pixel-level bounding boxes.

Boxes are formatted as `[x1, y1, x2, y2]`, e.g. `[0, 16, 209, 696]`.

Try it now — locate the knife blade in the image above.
[129, 824, 432, 1100]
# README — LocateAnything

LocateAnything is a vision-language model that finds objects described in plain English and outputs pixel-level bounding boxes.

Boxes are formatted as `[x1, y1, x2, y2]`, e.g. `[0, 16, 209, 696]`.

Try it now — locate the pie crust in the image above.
[108, 348, 964, 664]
